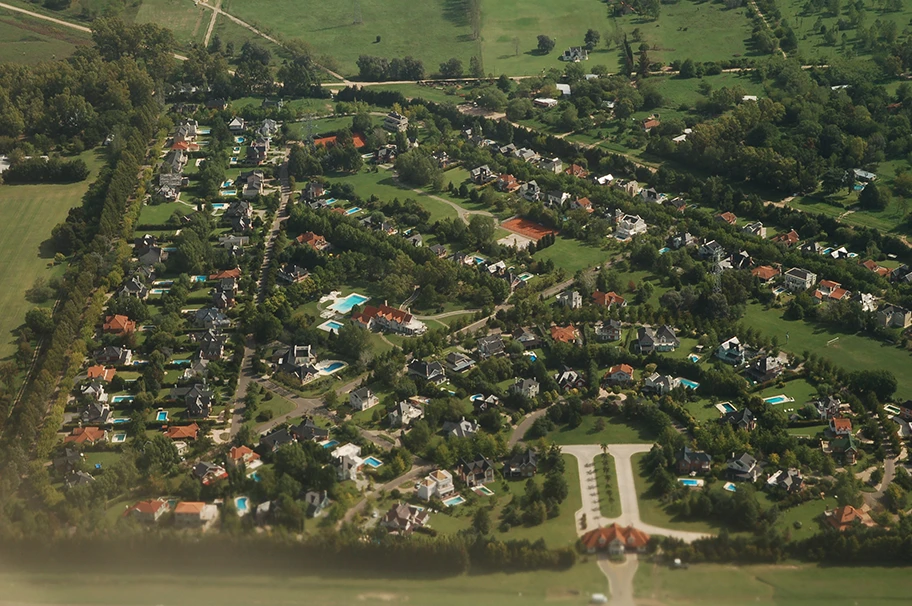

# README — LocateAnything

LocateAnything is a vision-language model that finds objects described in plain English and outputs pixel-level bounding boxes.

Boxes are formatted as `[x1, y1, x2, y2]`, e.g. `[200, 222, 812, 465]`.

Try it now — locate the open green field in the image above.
[224, 0, 477, 78]
[138, 201, 190, 227]
[635, 562, 912, 606]
[754, 378, 818, 408]
[209, 13, 289, 62]
[771, 495, 838, 541]
[532, 237, 610, 274]
[248, 390, 298, 431]
[0, 562, 607, 606]
[133, 0, 208, 46]
[653, 72, 766, 110]
[743, 303, 912, 399]
[0, 149, 105, 357]
[330, 168, 460, 223]
[546, 416, 655, 445]
[0, 9, 90, 63]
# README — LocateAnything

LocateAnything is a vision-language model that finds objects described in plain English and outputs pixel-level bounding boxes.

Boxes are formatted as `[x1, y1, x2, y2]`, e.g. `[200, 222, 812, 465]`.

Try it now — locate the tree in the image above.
[469, 56, 484, 78]
[584, 29, 601, 50]
[467, 214, 496, 247]
[849, 369, 897, 401]
[543, 470, 569, 503]
[473, 507, 491, 534]
[394, 149, 442, 186]
[679, 59, 697, 79]
[439, 57, 464, 79]
[859, 183, 889, 210]
[537, 35, 556, 54]
[24, 308, 54, 338]
[821, 167, 847, 195]
[885, 483, 907, 513]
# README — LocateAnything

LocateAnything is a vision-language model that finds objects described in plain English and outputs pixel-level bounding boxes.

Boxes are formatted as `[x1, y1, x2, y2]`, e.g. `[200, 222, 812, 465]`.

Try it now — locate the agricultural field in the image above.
[222, 0, 478, 78]
[635, 562, 912, 606]
[133, 0, 208, 46]
[0, 9, 90, 63]
[0, 148, 106, 358]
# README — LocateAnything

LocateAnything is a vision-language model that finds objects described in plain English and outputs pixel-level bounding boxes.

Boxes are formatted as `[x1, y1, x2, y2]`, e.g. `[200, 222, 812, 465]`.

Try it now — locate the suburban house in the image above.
[119, 275, 149, 299]
[533, 97, 559, 108]
[296, 231, 330, 252]
[783, 267, 818, 292]
[445, 351, 475, 373]
[407, 359, 447, 384]
[477, 334, 505, 358]
[470, 165, 495, 184]
[747, 356, 783, 383]
[228, 116, 246, 132]
[540, 157, 563, 173]
[636, 325, 679, 354]
[290, 418, 329, 442]
[496, 173, 520, 192]
[570, 196, 594, 213]
[555, 369, 586, 390]
[829, 417, 853, 436]
[173, 502, 218, 529]
[716, 211, 738, 225]
[352, 304, 427, 335]
[594, 319, 622, 342]
[742, 221, 767, 238]
[472, 394, 500, 414]
[565, 163, 589, 178]
[349, 387, 379, 411]
[512, 327, 540, 349]
[773, 229, 800, 247]
[259, 428, 295, 453]
[824, 505, 872, 531]
[332, 443, 364, 480]
[388, 400, 424, 428]
[511, 378, 540, 399]
[642, 117, 660, 132]
[86, 365, 115, 382]
[592, 291, 626, 308]
[64, 471, 96, 490]
[643, 373, 681, 395]
[813, 395, 842, 420]
[304, 490, 331, 517]
[580, 524, 650, 556]
[551, 325, 580, 344]
[814, 279, 850, 303]
[557, 290, 583, 309]
[877, 304, 912, 329]
[443, 417, 480, 439]
[193, 308, 231, 330]
[381, 502, 430, 534]
[164, 424, 200, 441]
[457, 457, 496, 487]
[192, 461, 227, 486]
[751, 265, 780, 282]
[699, 240, 725, 261]
[80, 379, 107, 403]
[716, 336, 746, 365]
[96, 346, 132, 366]
[727, 453, 761, 482]
[615, 213, 648, 239]
[826, 435, 859, 464]
[170, 383, 213, 418]
[127, 499, 169, 524]
[383, 112, 409, 132]
[604, 364, 634, 386]
[102, 314, 136, 335]
[767, 469, 803, 493]
[519, 180, 542, 201]
[64, 426, 107, 445]
[721, 408, 756, 431]
[560, 46, 589, 62]
[861, 259, 892, 277]
[503, 450, 538, 478]
[78, 400, 110, 425]
[226, 445, 260, 470]
[676, 446, 712, 475]
[417, 469, 455, 501]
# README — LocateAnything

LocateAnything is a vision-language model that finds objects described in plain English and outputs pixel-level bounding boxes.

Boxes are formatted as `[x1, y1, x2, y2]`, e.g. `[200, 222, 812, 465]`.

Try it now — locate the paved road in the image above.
[341, 462, 433, 525]
[598, 554, 638, 606]
[562, 444, 710, 543]
[508, 408, 548, 447]
[255, 151, 291, 303]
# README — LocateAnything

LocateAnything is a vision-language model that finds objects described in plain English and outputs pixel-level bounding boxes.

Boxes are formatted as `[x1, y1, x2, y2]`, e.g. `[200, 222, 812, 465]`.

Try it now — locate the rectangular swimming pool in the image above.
[321, 440, 339, 449]
[330, 293, 369, 313]
[719, 402, 737, 413]
[678, 478, 703, 487]
[363, 456, 383, 468]
[443, 495, 466, 507]
[344, 206, 362, 215]
[764, 395, 789, 405]
[318, 319, 344, 333]
[155, 410, 168, 422]
[658, 247, 670, 254]
[473, 485, 494, 496]
[111, 395, 135, 403]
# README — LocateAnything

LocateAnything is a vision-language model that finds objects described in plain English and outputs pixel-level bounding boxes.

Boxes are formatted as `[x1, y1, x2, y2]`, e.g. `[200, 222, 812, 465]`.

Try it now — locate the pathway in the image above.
[340, 461, 433, 525]
[403, 185, 495, 225]
[598, 554, 638, 606]
[255, 149, 291, 303]
[508, 408, 549, 447]
[748, 0, 788, 59]
[413, 309, 479, 321]
[202, 0, 221, 48]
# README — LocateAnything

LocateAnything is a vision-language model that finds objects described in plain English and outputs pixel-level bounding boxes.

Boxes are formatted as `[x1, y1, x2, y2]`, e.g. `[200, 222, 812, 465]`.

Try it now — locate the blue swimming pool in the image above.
[473, 256, 485, 265]
[518, 272, 533, 281]
[679, 378, 700, 389]
[249, 471, 262, 482]
[112, 418, 130, 424]
[470, 394, 484, 401]
[172, 359, 191, 365]
[764, 395, 789, 405]
[150, 288, 170, 295]
[229, 157, 238, 164]
[235, 496, 249, 512]
[111, 395, 135, 403]
[325, 320, 342, 330]
[723, 482, 737, 492]
[345, 206, 362, 215]
[720, 402, 737, 413]
[658, 247, 670, 254]
[679, 479, 701, 487]
[221, 180, 233, 188]
[156, 410, 168, 422]
[364, 456, 383, 468]
[444, 495, 466, 507]
[688, 354, 701, 363]
[218, 190, 237, 196]
[321, 362, 345, 373]
[163, 247, 177, 252]
[322, 440, 339, 449]
[234, 136, 245, 144]
[330, 293, 369, 313]
[325, 198, 337, 204]
[112, 433, 127, 443]
[211, 203, 228, 209]
[192, 275, 207, 283]
[526, 352, 537, 362]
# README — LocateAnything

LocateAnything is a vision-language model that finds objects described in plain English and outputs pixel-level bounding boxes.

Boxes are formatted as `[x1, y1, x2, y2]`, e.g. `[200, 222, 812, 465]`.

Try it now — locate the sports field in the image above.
[0, 149, 105, 358]
[635, 562, 912, 606]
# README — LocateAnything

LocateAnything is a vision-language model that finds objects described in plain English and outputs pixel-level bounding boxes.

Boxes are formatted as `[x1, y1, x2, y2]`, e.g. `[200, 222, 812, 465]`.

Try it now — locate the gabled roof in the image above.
[580, 524, 650, 551]
[550, 325, 579, 343]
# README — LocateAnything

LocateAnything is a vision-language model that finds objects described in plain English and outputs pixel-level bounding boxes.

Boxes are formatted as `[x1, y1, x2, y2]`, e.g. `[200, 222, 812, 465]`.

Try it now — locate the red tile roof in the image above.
[296, 231, 327, 250]
[64, 426, 106, 444]
[608, 364, 634, 377]
[827, 505, 865, 531]
[354, 304, 412, 325]
[209, 268, 241, 280]
[87, 365, 115, 381]
[164, 423, 200, 440]
[174, 501, 205, 514]
[565, 164, 589, 178]
[819, 279, 841, 289]
[773, 229, 800, 246]
[642, 119, 660, 130]
[228, 445, 260, 462]
[751, 265, 780, 281]
[129, 499, 168, 515]
[581, 524, 650, 551]
[717, 212, 737, 225]
[550, 325, 579, 343]
[831, 417, 852, 432]
[592, 291, 625, 307]
[103, 315, 135, 335]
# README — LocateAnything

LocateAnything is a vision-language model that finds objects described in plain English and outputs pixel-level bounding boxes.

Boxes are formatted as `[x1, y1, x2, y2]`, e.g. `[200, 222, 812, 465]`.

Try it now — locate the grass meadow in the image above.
[133, 0, 208, 46]
[0, 149, 105, 357]
[0, 8, 90, 63]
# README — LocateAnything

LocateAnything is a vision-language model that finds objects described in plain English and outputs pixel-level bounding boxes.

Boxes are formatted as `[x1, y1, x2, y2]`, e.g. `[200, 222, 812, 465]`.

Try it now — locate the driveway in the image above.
[598, 554, 638, 606]
[508, 408, 548, 447]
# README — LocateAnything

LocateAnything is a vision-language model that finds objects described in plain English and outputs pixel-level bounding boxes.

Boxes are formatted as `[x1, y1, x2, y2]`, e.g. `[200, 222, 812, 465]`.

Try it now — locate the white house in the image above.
[557, 290, 583, 309]
[349, 387, 378, 411]
[332, 443, 364, 481]
[388, 400, 423, 428]
[416, 469, 455, 501]
[783, 268, 817, 292]
[615, 213, 648, 239]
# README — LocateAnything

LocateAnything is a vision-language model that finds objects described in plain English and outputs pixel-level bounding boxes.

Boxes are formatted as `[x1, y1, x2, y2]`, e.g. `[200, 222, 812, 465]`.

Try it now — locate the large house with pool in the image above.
[352, 304, 427, 335]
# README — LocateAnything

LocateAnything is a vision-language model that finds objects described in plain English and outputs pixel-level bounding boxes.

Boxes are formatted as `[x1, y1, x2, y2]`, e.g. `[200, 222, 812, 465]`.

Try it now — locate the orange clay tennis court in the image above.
[501, 217, 558, 242]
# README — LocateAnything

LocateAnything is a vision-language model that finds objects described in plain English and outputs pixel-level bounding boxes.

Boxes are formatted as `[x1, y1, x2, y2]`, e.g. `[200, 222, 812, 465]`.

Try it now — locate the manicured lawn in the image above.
[0, 562, 607, 606]
[330, 168, 459, 223]
[754, 378, 819, 409]
[652, 72, 766, 110]
[247, 391, 297, 431]
[631, 452, 727, 534]
[680, 398, 724, 424]
[532, 237, 610, 274]
[138, 201, 190, 227]
[0, 10, 89, 63]
[635, 562, 912, 606]
[771, 495, 837, 541]
[0, 148, 105, 357]
[546, 415, 655, 446]
[83, 451, 124, 470]
[786, 423, 827, 437]
[594, 453, 621, 518]
[743, 303, 912, 399]
[224, 0, 477, 78]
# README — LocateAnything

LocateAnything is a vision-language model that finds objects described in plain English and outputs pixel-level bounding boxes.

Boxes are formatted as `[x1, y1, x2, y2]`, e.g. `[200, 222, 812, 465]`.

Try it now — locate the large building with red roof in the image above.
[352, 304, 427, 335]
[580, 524, 650, 555]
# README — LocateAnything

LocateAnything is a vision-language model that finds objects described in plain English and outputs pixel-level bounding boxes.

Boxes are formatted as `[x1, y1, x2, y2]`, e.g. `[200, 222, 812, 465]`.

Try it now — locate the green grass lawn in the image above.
[133, 0, 208, 46]
[0, 561, 607, 606]
[754, 378, 818, 409]
[247, 391, 297, 431]
[545, 415, 655, 446]
[83, 451, 124, 470]
[594, 452, 621, 518]
[223, 0, 478, 78]
[0, 148, 105, 357]
[0, 10, 90, 63]
[330, 168, 459, 223]
[631, 452, 727, 534]
[681, 397, 724, 424]
[635, 561, 912, 606]
[771, 495, 837, 541]
[653, 72, 766, 109]
[532, 237, 610, 274]
[209, 12, 289, 62]
[138, 201, 190, 226]
[743, 303, 912, 399]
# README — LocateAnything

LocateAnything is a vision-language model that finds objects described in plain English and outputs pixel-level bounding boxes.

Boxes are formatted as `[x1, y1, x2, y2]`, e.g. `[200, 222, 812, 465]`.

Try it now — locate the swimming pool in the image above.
[443, 495, 466, 507]
[211, 202, 228, 209]
[150, 288, 170, 295]
[688, 354, 701, 363]
[473, 485, 495, 496]
[678, 378, 700, 389]
[198, 128, 211, 135]
[112, 433, 127, 443]
[163, 246, 177, 252]
[172, 359, 191, 365]
[363, 456, 384, 468]
[518, 272, 533, 281]
[330, 293, 369, 313]
[234, 136, 245, 144]
[473, 256, 485, 265]
[218, 190, 237, 197]
[764, 395, 790, 405]
[325, 198, 337, 204]
[192, 275, 207, 283]
[318, 319, 344, 333]
[524, 352, 537, 362]
[678, 478, 704, 487]
[233, 146, 241, 153]
[156, 410, 168, 422]
[111, 395, 135, 403]
[229, 157, 238, 164]
[221, 180, 233, 188]
[131, 360, 148, 366]
[821, 247, 834, 255]
[658, 247, 670, 254]
[470, 394, 484, 401]
[235, 496, 249, 514]
[112, 417, 130, 424]
[717, 402, 737, 413]
[152, 280, 174, 286]
[321, 439, 339, 449]
[344, 206, 361, 215]
[320, 361, 345, 373]
[249, 471, 262, 482]
[723, 482, 737, 492]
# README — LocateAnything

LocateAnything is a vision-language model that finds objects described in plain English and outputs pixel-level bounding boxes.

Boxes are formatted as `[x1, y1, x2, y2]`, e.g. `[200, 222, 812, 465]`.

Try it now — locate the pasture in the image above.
[133, 0, 208, 46]
[0, 9, 90, 63]
[0, 149, 105, 357]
